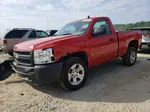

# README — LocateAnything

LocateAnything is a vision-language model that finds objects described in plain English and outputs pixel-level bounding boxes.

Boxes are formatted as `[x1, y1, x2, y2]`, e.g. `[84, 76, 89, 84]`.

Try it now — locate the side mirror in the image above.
[92, 27, 106, 36]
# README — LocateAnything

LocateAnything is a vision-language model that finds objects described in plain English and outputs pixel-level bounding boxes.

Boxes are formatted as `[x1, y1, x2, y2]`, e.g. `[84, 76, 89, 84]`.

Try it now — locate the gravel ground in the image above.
[0, 49, 150, 112]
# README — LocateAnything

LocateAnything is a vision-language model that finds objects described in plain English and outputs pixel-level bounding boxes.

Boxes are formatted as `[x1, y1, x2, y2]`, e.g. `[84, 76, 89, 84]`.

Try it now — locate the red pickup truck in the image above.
[0, 17, 142, 91]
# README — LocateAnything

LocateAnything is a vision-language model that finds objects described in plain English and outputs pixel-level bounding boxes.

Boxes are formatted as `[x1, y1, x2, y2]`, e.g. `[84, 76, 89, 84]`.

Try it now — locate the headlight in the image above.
[34, 48, 55, 64]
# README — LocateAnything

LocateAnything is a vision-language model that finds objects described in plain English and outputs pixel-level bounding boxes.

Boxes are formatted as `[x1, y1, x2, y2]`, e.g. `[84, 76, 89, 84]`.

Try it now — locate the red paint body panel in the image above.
[14, 17, 142, 68]
[117, 31, 142, 57]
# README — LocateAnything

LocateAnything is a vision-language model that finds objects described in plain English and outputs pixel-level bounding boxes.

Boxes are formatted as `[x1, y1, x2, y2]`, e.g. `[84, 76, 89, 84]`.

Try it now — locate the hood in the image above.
[14, 35, 79, 51]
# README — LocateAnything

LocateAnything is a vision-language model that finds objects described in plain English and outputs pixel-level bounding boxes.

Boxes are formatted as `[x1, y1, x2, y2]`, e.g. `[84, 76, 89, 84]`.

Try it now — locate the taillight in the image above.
[3, 39, 7, 44]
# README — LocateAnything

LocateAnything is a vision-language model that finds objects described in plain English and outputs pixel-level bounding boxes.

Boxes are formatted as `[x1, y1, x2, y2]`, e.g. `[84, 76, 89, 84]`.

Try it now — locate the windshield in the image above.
[55, 20, 91, 36]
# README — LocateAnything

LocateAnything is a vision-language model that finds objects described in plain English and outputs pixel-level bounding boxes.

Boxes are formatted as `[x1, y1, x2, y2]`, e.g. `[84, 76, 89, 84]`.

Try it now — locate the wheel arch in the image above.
[128, 40, 138, 50]
[60, 51, 88, 66]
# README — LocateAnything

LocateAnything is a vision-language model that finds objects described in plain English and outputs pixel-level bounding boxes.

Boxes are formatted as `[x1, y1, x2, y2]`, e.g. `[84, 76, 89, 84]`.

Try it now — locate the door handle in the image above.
[109, 38, 114, 41]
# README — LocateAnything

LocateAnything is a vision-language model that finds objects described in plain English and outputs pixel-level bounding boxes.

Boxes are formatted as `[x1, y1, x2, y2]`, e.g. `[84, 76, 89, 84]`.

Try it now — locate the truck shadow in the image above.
[27, 54, 150, 103]
[138, 48, 150, 54]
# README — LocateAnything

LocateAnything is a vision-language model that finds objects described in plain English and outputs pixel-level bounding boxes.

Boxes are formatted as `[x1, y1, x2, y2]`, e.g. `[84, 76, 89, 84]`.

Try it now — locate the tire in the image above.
[122, 47, 137, 66]
[8, 52, 13, 56]
[60, 57, 88, 91]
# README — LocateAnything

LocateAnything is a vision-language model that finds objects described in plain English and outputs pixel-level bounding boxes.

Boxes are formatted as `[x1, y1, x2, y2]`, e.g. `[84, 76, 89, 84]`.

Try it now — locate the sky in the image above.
[0, 0, 150, 34]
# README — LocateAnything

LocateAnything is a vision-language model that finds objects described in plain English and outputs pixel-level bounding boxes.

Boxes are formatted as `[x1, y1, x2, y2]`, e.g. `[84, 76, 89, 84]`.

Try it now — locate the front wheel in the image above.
[60, 57, 87, 91]
[122, 47, 137, 66]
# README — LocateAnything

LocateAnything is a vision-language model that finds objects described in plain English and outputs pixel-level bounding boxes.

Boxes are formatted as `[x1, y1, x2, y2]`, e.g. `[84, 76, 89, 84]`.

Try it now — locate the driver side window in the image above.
[92, 20, 111, 37]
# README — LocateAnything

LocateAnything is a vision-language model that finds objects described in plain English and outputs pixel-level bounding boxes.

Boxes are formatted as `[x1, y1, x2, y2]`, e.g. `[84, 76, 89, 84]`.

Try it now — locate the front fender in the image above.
[54, 37, 89, 61]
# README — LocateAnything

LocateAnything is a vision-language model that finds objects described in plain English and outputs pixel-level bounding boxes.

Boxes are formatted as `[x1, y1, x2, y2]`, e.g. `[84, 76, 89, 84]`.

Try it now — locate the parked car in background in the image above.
[45, 30, 58, 36]
[0, 28, 49, 55]
[131, 27, 150, 49]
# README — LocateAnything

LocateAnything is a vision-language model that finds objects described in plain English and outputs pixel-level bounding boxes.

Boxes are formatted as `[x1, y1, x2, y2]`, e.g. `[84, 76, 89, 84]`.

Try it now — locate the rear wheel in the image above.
[60, 57, 87, 91]
[122, 47, 137, 66]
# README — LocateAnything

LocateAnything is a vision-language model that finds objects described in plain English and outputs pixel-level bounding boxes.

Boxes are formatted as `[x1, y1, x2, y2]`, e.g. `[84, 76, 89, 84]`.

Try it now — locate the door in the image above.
[88, 19, 118, 66]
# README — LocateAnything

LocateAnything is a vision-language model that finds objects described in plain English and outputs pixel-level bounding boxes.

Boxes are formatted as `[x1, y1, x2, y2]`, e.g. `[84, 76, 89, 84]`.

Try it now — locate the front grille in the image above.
[14, 51, 34, 66]
[13, 62, 27, 73]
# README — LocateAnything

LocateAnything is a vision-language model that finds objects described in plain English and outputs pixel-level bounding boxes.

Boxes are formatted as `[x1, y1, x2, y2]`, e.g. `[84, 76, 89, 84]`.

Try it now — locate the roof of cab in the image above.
[72, 16, 109, 22]
[13, 28, 35, 30]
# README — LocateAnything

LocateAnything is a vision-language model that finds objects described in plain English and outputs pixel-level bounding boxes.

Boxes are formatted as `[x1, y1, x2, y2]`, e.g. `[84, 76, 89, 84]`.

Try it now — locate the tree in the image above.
[114, 21, 150, 31]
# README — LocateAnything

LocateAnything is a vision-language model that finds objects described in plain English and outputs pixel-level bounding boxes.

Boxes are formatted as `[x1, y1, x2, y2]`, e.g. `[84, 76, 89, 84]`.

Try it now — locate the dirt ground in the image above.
[0, 49, 150, 112]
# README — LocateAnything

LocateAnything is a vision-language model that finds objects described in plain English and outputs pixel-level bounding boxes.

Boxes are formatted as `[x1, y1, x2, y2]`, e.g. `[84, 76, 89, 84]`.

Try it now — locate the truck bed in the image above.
[116, 30, 142, 57]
